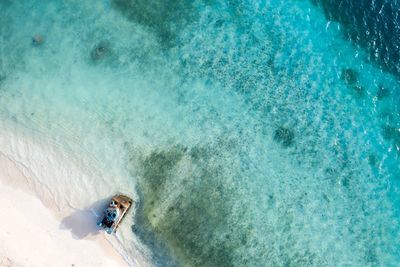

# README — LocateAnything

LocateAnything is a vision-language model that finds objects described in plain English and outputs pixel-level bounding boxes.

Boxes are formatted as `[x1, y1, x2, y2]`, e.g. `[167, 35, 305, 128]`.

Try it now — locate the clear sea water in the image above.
[0, 0, 399, 266]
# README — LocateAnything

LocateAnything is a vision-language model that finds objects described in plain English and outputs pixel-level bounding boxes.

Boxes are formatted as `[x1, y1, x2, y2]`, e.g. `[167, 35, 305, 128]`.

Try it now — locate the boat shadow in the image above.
[59, 198, 109, 240]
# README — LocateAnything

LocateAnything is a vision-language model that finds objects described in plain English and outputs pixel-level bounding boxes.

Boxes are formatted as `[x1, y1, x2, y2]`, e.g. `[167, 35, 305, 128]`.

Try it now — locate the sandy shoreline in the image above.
[0, 121, 143, 267]
[0, 152, 130, 267]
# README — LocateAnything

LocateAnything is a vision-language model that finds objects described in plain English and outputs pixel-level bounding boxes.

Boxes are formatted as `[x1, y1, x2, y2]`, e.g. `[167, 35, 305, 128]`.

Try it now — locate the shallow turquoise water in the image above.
[0, 0, 399, 266]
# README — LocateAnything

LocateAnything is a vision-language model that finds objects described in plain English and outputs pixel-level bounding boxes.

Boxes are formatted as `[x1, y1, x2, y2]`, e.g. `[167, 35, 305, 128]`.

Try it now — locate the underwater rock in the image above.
[32, 35, 44, 46]
[274, 126, 295, 147]
[215, 19, 224, 28]
[90, 42, 110, 61]
[340, 68, 359, 86]
[376, 85, 390, 100]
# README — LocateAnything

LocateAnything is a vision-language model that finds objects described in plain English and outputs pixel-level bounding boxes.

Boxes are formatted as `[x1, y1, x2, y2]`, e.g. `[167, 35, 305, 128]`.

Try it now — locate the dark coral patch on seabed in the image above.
[341, 68, 359, 86]
[129, 142, 246, 267]
[90, 41, 112, 61]
[274, 126, 295, 148]
[340, 68, 365, 96]
[111, 0, 199, 46]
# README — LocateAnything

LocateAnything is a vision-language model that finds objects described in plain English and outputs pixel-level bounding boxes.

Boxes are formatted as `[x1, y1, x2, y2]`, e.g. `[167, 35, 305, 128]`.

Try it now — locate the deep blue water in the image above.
[313, 0, 400, 77]
[0, 0, 399, 266]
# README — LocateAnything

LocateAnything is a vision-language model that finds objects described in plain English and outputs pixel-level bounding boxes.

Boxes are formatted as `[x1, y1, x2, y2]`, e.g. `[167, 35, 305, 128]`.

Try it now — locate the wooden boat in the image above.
[97, 194, 133, 234]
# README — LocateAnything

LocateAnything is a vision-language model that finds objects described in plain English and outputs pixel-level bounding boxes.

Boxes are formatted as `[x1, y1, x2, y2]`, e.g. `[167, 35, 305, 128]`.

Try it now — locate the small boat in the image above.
[97, 194, 133, 234]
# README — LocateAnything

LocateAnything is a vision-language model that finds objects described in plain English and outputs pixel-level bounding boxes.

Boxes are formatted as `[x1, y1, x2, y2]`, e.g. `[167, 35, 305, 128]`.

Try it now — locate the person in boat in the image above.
[98, 195, 133, 234]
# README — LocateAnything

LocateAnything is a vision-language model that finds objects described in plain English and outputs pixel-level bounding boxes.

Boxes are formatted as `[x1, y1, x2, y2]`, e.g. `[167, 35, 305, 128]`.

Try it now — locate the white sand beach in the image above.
[0, 146, 130, 267]
[0, 153, 130, 267]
